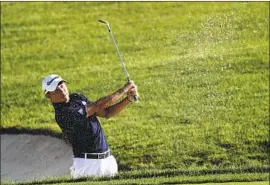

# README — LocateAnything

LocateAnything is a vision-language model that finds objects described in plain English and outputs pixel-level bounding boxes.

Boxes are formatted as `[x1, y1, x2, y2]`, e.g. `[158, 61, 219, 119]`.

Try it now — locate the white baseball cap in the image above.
[42, 74, 66, 94]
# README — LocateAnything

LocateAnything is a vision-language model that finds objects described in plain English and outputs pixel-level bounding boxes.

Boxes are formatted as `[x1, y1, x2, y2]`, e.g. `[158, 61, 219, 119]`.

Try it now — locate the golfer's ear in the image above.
[45, 92, 50, 99]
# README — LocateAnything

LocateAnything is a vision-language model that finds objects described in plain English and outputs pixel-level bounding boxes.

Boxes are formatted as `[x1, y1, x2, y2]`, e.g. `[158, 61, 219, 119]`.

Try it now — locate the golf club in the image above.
[98, 19, 139, 103]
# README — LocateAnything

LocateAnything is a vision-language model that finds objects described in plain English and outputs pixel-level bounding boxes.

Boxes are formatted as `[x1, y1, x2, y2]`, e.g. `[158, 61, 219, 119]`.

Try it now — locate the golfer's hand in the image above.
[123, 81, 136, 94]
[127, 84, 138, 102]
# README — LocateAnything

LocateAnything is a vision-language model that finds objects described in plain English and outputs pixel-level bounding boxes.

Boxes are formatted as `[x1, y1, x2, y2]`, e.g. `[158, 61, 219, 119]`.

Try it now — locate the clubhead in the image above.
[98, 19, 109, 25]
[98, 19, 111, 32]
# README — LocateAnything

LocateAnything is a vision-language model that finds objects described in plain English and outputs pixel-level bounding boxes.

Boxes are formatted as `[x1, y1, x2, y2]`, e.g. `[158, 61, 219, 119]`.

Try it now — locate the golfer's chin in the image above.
[63, 96, 70, 103]
[62, 95, 70, 103]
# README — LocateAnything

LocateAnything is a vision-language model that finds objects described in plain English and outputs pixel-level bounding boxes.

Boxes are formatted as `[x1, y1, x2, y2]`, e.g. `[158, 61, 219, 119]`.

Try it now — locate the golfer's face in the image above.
[49, 82, 69, 103]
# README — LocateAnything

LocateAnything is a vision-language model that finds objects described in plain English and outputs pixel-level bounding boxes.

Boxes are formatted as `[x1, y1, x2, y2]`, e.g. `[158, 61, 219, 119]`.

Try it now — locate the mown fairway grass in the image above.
[2, 169, 269, 185]
[1, 1, 269, 184]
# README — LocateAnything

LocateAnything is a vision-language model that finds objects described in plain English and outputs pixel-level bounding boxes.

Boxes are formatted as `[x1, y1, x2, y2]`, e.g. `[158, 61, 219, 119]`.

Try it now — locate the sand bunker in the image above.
[1, 134, 73, 182]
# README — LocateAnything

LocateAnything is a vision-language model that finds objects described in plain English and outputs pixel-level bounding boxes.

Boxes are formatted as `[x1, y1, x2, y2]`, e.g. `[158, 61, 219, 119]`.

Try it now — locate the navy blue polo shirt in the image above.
[53, 93, 109, 157]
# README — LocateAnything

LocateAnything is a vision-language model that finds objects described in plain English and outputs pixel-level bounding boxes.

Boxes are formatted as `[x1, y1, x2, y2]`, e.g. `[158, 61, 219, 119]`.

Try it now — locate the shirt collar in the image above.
[52, 101, 69, 109]
[52, 94, 73, 109]
[52, 93, 79, 109]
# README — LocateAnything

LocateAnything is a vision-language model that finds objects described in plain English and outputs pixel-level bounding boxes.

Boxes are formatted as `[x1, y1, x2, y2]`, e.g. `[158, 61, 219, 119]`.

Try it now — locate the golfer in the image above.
[42, 74, 138, 178]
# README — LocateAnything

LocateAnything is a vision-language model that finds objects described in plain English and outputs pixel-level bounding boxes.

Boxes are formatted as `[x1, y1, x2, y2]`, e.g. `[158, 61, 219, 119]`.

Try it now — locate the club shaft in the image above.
[99, 20, 139, 103]
[99, 20, 130, 80]
[108, 27, 131, 81]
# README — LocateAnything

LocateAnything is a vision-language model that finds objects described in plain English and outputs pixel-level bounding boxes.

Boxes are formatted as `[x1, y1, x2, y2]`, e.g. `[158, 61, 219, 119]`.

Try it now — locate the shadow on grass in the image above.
[0, 127, 63, 138]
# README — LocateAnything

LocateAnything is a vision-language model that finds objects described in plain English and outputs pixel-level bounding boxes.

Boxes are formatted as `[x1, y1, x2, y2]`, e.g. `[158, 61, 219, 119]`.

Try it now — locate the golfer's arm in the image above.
[85, 87, 126, 117]
[96, 97, 132, 119]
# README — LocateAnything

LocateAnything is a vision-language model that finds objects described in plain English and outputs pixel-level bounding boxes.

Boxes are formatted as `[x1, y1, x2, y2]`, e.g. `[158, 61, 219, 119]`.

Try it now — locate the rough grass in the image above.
[1, 1, 269, 183]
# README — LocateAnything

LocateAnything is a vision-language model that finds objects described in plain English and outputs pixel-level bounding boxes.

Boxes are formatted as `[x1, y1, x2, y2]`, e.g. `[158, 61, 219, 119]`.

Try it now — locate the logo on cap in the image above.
[47, 76, 59, 86]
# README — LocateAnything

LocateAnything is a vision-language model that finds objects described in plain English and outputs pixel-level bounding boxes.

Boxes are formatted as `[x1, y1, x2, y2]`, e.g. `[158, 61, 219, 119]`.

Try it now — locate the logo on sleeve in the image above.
[78, 109, 84, 115]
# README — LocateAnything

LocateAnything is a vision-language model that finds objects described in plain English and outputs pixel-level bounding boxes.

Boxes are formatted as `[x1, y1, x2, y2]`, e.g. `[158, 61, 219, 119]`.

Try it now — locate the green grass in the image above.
[1, 1, 269, 184]
[2, 167, 269, 185]
[182, 182, 268, 185]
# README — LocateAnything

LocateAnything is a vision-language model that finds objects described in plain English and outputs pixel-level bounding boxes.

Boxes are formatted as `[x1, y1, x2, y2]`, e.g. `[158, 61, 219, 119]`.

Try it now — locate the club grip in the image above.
[127, 79, 139, 103]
